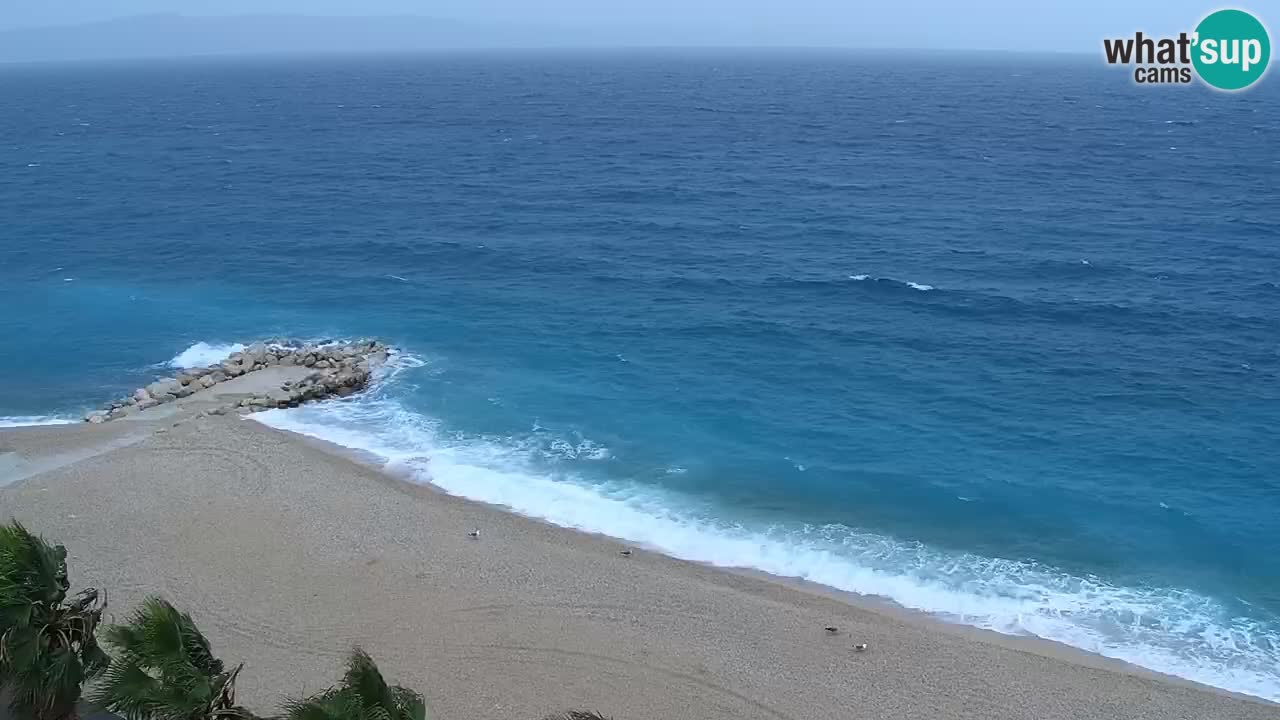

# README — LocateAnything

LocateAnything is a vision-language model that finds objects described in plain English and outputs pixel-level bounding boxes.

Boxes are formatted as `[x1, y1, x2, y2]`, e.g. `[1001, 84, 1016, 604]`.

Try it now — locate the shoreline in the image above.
[254, 417, 1274, 706]
[3, 409, 1276, 719]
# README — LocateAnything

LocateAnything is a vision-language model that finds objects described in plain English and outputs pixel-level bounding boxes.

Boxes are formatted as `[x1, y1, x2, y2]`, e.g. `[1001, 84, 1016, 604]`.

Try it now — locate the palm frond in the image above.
[0, 521, 106, 720]
[284, 650, 425, 720]
[91, 597, 247, 720]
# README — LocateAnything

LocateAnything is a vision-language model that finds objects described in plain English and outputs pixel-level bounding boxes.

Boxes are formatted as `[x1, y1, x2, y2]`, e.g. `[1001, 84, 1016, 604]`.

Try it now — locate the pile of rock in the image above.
[85, 340, 391, 423]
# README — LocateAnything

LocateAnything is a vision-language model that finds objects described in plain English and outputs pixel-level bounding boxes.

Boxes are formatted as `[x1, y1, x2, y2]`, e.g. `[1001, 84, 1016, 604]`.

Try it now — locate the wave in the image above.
[249, 362, 1280, 702]
[848, 274, 934, 291]
[0, 415, 77, 428]
[167, 341, 246, 368]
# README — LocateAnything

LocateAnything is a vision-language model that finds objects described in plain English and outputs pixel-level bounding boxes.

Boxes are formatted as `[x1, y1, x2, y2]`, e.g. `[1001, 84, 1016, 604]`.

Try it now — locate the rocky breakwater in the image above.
[84, 340, 391, 423]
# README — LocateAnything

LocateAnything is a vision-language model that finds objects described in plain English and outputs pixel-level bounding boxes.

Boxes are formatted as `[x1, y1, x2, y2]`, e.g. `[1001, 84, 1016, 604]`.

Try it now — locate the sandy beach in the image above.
[1, 411, 1276, 720]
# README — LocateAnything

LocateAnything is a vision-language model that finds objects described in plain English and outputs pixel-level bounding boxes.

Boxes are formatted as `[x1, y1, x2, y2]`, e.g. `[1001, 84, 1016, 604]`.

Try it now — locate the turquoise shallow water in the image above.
[2, 52, 1279, 698]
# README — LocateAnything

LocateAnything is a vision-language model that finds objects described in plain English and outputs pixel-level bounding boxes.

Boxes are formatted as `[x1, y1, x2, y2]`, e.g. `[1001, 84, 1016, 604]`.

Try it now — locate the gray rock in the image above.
[133, 388, 151, 402]
[146, 379, 181, 398]
[137, 398, 159, 410]
[303, 354, 317, 367]
[177, 373, 196, 386]
[209, 371, 227, 384]
[199, 375, 216, 388]
[314, 359, 332, 369]
[85, 411, 107, 424]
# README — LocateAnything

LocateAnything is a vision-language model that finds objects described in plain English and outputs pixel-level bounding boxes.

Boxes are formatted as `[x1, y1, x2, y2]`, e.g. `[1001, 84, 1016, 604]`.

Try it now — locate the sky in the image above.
[0, 0, 1255, 54]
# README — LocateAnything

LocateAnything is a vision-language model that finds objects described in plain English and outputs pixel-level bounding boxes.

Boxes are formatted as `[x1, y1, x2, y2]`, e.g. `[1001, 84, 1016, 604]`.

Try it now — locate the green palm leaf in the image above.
[0, 521, 106, 720]
[284, 650, 425, 720]
[90, 597, 251, 720]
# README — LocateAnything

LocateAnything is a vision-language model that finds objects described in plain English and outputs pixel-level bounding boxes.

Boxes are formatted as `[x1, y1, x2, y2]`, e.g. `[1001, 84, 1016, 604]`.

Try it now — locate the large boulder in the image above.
[244, 342, 268, 365]
[146, 379, 182, 399]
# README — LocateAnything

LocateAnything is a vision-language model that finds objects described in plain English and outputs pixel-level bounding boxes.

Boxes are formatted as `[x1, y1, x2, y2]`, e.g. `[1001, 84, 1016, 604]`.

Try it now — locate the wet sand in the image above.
[1, 413, 1276, 720]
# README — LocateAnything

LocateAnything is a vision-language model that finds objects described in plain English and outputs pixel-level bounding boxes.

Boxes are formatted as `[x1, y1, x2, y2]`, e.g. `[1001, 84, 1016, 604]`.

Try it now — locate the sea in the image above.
[2, 51, 1278, 700]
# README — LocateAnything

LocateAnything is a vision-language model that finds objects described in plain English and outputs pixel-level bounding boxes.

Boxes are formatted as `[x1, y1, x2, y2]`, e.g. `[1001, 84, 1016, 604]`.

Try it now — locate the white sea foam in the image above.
[250, 367, 1280, 702]
[848, 274, 934, 291]
[0, 416, 77, 428]
[166, 341, 246, 368]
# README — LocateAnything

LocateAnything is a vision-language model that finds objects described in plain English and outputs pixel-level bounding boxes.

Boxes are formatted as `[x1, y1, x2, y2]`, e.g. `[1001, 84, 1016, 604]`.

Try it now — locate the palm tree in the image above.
[89, 597, 252, 720]
[283, 650, 424, 720]
[0, 521, 108, 720]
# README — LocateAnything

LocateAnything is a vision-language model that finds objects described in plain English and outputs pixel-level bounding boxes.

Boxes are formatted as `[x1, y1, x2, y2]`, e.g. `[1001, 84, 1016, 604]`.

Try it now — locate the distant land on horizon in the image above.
[0, 14, 582, 63]
[0, 13, 1094, 64]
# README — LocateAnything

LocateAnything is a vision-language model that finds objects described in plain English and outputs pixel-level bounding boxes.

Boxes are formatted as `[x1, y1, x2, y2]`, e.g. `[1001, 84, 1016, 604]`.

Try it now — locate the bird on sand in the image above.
[467, 529, 480, 539]
[824, 626, 839, 634]
[619, 549, 633, 556]
[854, 643, 869, 652]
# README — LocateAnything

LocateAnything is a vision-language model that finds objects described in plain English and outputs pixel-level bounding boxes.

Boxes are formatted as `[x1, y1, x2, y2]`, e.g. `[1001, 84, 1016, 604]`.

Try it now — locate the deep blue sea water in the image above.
[2, 51, 1279, 699]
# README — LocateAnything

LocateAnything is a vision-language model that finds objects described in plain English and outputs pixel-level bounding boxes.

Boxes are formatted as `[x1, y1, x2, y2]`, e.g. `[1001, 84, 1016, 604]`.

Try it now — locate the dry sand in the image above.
[1, 412, 1276, 720]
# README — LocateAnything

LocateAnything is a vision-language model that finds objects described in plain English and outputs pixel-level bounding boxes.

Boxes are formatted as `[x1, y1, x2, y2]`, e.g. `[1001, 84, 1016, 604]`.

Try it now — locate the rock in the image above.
[133, 388, 151, 402]
[221, 362, 244, 377]
[173, 384, 195, 399]
[146, 379, 181, 398]
[199, 375, 216, 388]
[303, 354, 317, 367]
[137, 398, 159, 410]
[85, 412, 107, 424]
[245, 342, 268, 362]
[314, 359, 332, 369]
[209, 371, 227, 384]
[177, 374, 196, 386]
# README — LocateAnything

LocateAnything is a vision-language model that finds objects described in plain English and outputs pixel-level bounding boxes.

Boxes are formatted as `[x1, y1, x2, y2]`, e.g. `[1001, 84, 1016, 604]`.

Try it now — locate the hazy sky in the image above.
[0, 0, 1250, 52]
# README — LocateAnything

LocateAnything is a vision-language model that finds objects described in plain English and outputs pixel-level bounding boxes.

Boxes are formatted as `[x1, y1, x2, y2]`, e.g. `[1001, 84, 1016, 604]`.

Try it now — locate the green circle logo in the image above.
[1192, 9, 1271, 90]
